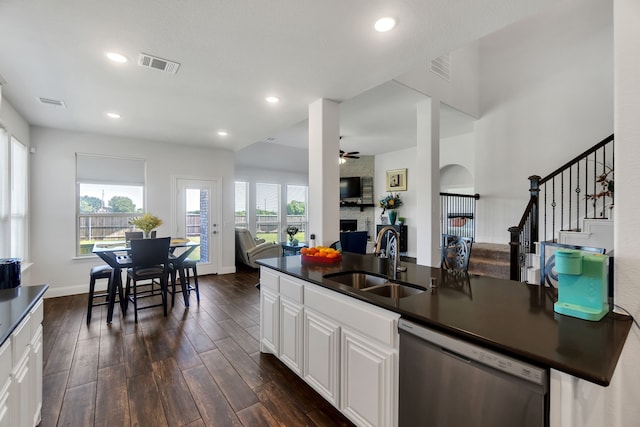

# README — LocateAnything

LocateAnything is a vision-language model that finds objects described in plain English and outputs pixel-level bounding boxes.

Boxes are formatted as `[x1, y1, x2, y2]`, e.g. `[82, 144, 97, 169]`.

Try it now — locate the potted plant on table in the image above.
[129, 213, 163, 238]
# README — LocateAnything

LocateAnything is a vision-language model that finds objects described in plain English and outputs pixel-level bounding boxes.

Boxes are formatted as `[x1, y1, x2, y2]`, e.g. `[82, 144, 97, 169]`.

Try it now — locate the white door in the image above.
[175, 178, 220, 275]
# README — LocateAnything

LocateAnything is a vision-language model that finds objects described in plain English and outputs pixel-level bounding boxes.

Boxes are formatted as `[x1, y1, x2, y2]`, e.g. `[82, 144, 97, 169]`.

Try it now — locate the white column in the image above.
[610, 0, 640, 426]
[416, 99, 440, 266]
[308, 99, 340, 246]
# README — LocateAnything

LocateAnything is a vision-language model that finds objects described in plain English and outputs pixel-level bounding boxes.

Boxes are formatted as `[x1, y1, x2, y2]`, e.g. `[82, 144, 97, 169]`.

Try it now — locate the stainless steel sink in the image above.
[324, 271, 425, 298]
[364, 283, 425, 298]
[324, 272, 389, 290]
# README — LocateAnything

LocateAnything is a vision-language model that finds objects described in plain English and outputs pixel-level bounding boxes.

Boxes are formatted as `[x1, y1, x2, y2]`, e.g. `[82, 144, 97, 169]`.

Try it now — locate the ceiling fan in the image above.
[340, 149, 360, 160]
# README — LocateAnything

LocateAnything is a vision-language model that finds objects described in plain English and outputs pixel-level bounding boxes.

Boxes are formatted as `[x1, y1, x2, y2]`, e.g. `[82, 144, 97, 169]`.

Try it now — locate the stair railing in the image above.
[440, 192, 480, 241]
[509, 134, 614, 281]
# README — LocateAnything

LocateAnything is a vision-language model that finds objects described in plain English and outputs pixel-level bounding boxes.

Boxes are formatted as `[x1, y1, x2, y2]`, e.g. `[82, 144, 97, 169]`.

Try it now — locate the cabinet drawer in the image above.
[260, 267, 279, 292]
[11, 315, 30, 364]
[305, 284, 399, 347]
[280, 275, 304, 303]
[0, 341, 10, 387]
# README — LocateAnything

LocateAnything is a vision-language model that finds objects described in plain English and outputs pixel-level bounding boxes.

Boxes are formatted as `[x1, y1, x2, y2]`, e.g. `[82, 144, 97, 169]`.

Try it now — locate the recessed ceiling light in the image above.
[105, 52, 128, 63]
[374, 17, 396, 32]
[106, 112, 121, 119]
[265, 96, 279, 104]
[217, 131, 228, 136]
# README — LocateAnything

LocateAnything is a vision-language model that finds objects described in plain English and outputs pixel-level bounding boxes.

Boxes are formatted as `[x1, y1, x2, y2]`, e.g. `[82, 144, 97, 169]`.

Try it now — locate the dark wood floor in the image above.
[41, 267, 355, 427]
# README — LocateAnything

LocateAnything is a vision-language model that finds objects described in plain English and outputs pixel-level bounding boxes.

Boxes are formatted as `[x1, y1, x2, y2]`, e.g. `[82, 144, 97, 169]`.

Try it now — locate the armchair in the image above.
[235, 228, 282, 268]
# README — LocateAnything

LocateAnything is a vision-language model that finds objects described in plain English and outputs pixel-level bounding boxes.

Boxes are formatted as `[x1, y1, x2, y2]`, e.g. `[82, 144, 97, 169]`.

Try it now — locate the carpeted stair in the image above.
[468, 242, 510, 280]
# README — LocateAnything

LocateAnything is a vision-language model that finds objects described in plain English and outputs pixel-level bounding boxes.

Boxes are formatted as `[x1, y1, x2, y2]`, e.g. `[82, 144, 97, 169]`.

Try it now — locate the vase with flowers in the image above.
[286, 226, 299, 245]
[129, 213, 163, 238]
[379, 193, 403, 225]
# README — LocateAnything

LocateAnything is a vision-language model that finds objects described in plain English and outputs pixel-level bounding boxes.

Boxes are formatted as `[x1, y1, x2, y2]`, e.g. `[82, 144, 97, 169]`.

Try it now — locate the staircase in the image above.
[468, 243, 510, 280]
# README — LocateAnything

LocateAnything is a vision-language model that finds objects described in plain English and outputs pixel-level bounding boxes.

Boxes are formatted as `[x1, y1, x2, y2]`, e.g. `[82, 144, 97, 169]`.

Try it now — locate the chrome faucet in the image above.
[375, 226, 404, 280]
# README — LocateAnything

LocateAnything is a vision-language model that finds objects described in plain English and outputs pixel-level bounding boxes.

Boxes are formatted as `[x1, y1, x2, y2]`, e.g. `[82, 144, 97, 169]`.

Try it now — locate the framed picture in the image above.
[386, 168, 407, 191]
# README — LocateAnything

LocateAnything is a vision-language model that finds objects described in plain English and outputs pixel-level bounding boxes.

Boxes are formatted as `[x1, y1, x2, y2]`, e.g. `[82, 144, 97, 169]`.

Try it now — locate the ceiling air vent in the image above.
[138, 53, 180, 74]
[38, 97, 66, 108]
[430, 54, 451, 81]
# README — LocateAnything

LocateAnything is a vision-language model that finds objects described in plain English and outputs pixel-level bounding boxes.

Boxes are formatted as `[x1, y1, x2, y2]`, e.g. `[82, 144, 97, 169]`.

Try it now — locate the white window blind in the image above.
[0, 128, 8, 257]
[76, 153, 145, 185]
[10, 137, 28, 259]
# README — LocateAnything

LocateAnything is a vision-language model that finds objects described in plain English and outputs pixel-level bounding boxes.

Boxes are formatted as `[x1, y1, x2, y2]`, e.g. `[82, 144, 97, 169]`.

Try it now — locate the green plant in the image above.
[129, 213, 163, 234]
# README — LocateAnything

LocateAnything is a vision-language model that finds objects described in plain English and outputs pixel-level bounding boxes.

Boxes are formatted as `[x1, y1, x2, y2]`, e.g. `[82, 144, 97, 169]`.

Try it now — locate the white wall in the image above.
[375, 147, 417, 257]
[473, 0, 613, 243]
[27, 126, 236, 297]
[396, 42, 480, 119]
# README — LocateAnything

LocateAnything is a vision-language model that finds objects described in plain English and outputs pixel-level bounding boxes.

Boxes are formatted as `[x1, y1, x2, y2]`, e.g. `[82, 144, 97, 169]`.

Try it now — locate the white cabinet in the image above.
[341, 328, 396, 427]
[0, 298, 44, 427]
[260, 267, 399, 427]
[0, 340, 11, 427]
[304, 309, 340, 406]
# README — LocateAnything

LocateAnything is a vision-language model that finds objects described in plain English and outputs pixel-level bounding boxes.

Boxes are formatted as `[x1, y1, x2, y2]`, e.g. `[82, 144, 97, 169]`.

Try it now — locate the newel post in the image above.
[528, 175, 541, 247]
[508, 226, 521, 281]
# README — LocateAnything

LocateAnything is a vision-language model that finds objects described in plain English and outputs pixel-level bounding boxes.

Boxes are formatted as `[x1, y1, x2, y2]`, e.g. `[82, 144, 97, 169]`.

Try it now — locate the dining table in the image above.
[92, 239, 199, 323]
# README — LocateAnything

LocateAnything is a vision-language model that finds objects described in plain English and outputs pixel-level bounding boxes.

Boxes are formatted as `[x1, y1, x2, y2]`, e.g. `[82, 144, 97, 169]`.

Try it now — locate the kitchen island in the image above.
[0, 284, 48, 427]
[257, 253, 631, 426]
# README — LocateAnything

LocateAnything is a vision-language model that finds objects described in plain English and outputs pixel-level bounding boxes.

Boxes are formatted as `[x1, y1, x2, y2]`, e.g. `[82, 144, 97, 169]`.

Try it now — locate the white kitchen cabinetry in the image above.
[0, 339, 11, 427]
[0, 298, 44, 427]
[260, 269, 279, 354]
[278, 276, 304, 375]
[342, 328, 396, 427]
[304, 309, 340, 406]
[260, 267, 399, 427]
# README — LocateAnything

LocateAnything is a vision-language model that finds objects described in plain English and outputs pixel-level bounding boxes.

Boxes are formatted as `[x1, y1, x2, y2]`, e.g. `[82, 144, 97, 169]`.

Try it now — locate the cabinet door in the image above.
[304, 310, 340, 406]
[341, 329, 397, 427]
[260, 289, 279, 354]
[30, 326, 43, 426]
[279, 298, 303, 374]
[11, 353, 30, 427]
[0, 379, 9, 427]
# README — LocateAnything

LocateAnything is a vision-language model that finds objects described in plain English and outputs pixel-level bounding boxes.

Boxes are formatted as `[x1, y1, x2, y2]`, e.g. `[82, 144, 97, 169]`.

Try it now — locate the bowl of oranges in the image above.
[300, 246, 342, 263]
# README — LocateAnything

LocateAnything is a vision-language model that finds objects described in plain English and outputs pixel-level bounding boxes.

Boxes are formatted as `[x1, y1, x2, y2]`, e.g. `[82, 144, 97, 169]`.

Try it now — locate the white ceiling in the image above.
[0, 0, 557, 152]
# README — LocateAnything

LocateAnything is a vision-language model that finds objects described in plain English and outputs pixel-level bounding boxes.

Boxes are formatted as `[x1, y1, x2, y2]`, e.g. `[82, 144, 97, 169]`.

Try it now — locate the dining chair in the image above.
[441, 234, 473, 273]
[170, 258, 200, 307]
[87, 264, 114, 324]
[124, 236, 171, 322]
[125, 230, 156, 242]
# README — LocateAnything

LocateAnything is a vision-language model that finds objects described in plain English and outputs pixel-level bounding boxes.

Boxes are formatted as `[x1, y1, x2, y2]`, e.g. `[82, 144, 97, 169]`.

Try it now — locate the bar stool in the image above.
[170, 259, 200, 307]
[87, 264, 113, 323]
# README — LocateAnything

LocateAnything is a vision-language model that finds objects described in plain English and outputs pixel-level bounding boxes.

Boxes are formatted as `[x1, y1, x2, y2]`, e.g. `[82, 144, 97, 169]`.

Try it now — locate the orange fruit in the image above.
[308, 247, 318, 255]
[300, 247, 309, 255]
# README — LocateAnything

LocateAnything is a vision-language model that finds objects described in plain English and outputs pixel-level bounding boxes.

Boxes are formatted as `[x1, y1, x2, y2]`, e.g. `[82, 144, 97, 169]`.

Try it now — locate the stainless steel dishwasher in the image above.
[399, 319, 548, 427]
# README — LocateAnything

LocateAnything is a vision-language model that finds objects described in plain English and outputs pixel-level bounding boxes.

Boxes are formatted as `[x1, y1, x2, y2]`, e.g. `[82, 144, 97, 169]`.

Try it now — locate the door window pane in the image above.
[185, 188, 207, 262]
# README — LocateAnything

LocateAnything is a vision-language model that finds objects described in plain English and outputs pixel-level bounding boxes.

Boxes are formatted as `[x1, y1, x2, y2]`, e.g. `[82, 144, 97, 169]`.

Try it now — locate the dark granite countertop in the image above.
[257, 253, 632, 386]
[0, 284, 49, 347]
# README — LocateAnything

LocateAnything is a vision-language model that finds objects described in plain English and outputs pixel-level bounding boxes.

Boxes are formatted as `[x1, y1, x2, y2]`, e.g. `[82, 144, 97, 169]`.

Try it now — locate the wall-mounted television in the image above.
[340, 177, 361, 199]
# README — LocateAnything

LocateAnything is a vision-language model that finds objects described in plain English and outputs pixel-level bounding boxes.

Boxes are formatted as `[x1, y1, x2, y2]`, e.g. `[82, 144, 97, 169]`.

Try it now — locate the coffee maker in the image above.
[554, 250, 609, 321]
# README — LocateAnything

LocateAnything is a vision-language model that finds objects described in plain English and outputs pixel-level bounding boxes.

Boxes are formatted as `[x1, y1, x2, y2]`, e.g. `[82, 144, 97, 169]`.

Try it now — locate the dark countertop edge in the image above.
[257, 258, 632, 387]
[0, 284, 49, 347]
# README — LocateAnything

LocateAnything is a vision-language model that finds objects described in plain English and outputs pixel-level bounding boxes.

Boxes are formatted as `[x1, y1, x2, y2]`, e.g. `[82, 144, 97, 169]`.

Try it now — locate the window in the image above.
[234, 181, 248, 228]
[0, 129, 8, 257]
[76, 154, 145, 256]
[255, 183, 280, 242]
[10, 137, 28, 260]
[286, 185, 308, 242]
